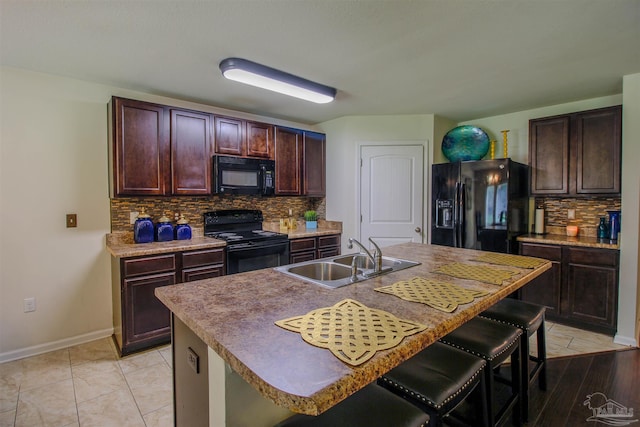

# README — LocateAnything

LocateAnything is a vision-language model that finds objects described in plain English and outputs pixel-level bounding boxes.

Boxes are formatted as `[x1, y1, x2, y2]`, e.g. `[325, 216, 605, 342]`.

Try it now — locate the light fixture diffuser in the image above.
[219, 58, 336, 104]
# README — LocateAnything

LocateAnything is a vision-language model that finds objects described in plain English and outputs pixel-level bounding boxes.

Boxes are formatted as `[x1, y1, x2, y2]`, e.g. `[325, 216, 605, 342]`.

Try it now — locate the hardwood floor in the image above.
[525, 348, 640, 427]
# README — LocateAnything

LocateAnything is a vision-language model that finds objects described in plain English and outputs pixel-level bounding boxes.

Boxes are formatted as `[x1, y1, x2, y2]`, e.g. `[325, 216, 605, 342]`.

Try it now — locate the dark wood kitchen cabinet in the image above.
[274, 127, 326, 196]
[519, 242, 618, 335]
[112, 247, 225, 356]
[289, 233, 341, 263]
[214, 116, 273, 159]
[529, 105, 621, 196]
[110, 97, 214, 196]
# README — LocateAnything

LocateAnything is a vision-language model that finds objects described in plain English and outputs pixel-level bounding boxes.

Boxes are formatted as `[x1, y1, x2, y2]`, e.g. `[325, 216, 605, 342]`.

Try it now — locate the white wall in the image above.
[0, 67, 318, 361]
[318, 115, 435, 253]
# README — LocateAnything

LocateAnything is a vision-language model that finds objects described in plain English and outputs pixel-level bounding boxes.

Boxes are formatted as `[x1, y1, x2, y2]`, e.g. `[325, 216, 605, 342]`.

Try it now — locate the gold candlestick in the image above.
[501, 130, 510, 158]
[490, 140, 496, 159]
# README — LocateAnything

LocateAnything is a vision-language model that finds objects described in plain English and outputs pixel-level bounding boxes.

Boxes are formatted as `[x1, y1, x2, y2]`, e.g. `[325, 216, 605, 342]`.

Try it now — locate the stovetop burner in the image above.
[203, 210, 288, 245]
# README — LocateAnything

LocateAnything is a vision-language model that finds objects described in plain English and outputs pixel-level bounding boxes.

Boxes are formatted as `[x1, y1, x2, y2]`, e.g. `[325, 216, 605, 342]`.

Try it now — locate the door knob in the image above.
[415, 227, 422, 233]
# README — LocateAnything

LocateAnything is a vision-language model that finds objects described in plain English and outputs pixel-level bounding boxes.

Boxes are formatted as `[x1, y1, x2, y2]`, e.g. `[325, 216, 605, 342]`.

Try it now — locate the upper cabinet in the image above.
[529, 105, 622, 196]
[274, 127, 326, 196]
[111, 97, 213, 196]
[214, 116, 273, 159]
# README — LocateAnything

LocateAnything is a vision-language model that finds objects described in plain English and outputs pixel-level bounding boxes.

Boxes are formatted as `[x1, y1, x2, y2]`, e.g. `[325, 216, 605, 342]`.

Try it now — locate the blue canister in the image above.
[174, 214, 192, 240]
[607, 210, 621, 241]
[133, 209, 154, 244]
[597, 217, 609, 239]
[155, 214, 174, 242]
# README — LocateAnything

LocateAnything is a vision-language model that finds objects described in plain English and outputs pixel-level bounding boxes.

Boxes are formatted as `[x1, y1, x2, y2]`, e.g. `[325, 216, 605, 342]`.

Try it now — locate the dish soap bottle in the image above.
[155, 213, 174, 242]
[174, 214, 192, 240]
[597, 217, 609, 239]
[133, 209, 154, 244]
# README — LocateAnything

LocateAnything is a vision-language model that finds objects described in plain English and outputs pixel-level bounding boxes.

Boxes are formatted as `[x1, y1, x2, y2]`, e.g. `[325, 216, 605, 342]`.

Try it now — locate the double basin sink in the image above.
[274, 253, 420, 288]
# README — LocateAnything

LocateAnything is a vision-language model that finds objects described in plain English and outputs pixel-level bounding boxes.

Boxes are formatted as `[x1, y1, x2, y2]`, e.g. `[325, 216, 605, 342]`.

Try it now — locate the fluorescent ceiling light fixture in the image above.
[219, 58, 336, 104]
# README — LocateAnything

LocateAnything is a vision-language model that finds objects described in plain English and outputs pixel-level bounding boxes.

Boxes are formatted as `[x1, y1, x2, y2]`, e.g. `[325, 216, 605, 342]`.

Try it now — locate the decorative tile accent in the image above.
[535, 196, 621, 237]
[110, 196, 325, 232]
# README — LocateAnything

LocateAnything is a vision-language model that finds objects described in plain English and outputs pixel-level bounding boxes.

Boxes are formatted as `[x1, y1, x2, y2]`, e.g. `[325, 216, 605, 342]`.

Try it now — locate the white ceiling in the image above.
[1, 0, 639, 125]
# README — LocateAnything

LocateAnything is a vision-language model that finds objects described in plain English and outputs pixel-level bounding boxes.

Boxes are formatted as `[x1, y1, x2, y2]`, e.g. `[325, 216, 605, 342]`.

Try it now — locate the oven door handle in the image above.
[226, 240, 289, 252]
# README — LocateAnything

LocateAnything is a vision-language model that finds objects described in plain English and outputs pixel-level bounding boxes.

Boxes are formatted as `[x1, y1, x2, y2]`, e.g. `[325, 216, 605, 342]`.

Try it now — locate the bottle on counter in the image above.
[597, 217, 609, 239]
[133, 208, 154, 244]
[174, 214, 192, 240]
[155, 213, 174, 242]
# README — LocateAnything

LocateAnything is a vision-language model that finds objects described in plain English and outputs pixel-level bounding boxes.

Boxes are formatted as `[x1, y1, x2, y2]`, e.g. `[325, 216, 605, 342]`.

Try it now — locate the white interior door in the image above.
[360, 145, 424, 249]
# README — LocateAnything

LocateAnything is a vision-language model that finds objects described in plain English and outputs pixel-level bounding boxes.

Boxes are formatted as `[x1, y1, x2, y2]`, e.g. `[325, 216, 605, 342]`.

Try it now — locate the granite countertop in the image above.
[106, 231, 226, 258]
[517, 233, 619, 250]
[262, 220, 343, 238]
[155, 243, 551, 416]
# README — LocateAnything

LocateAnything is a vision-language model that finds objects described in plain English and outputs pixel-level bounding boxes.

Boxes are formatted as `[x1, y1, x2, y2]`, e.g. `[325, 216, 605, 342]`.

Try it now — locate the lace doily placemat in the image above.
[375, 277, 490, 313]
[433, 262, 520, 285]
[275, 299, 426, 366]
[472, 252, 547, 269]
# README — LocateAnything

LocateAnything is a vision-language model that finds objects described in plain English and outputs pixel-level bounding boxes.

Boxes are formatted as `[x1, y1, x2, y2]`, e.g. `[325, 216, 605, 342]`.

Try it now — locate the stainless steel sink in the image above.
[274, 253, 420, 289]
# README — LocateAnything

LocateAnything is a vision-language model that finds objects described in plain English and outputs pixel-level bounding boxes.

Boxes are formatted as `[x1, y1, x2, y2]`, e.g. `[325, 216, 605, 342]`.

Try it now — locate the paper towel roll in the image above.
[534, 208, 545, 234]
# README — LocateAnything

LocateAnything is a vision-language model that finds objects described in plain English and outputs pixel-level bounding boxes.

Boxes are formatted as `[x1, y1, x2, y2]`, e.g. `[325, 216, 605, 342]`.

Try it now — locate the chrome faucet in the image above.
[348, 237, 383, 273]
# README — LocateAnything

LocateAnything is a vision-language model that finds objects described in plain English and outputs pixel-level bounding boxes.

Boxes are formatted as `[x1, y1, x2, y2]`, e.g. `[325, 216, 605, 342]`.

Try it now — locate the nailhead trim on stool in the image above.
[480, 298, 547, 422]
[440, 316, 523, 427]
[274, 383, 430, 427]
[378, 341, 489, 427]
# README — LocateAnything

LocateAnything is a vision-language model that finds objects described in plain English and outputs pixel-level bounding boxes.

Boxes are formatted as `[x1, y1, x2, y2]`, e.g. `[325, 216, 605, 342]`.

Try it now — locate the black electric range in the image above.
[204, 210, 289, 274]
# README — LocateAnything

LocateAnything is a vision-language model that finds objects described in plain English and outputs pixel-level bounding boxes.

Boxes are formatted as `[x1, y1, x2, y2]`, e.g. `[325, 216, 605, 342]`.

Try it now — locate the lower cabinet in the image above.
[289, 234, 341, 263]
[112, 248, 225, 356]
[519, 242, 618, 335]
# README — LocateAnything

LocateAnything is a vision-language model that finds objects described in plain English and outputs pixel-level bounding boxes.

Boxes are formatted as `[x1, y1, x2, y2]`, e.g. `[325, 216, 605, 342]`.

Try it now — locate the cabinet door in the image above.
[246, 121, 273, 159]
[214, 116, 245, 156]
[574, 106, 622, 194]
[123, 272, 175, 352]
[529, 116, 570, 195]
[304, 132, 326, 196]
[171, 109, 213, 195]
[519, 243, 562, 318]
[275, 127, 303, 195]
[113, 97, 169, 196]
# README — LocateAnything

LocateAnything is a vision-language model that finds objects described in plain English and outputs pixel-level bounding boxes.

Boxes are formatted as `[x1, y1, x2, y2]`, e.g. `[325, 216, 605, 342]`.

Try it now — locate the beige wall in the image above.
[0, 67, 317, 361]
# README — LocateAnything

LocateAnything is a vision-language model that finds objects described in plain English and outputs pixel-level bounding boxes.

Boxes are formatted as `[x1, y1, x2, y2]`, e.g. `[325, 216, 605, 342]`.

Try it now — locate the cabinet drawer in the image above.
[290, 251, 316, 263]
[318, 234, 340, 249]
[123, 254, 176, 278]
[567, 247, 618, 267]
[290, 237, 316, 253]
[182, 249, 224, 269]
[182, 265, 225, 282]
[318, 247, 340, 259]
[520, 243, 562, 261]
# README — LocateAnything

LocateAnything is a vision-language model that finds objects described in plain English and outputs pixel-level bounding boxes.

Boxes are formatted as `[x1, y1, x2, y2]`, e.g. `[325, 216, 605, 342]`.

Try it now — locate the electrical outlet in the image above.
[187, 347, 199, 374]
[66, 214, 77, 228]
[24, 297, 36, 313]
[130, 211, 139, 224]
[568, 209, 576, 220]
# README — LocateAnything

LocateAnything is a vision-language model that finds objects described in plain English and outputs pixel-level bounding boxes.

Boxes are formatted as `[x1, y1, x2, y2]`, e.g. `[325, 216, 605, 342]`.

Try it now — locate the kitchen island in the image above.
[155, 242, 551, 426]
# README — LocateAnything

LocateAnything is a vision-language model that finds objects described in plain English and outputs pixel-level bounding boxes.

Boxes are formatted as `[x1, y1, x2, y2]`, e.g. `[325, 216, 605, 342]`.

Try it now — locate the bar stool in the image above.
[440, 316, 523, 427]
[275, 383, 430, 427]
[480, 298, 547, 422]
[378, 341, 490, 427]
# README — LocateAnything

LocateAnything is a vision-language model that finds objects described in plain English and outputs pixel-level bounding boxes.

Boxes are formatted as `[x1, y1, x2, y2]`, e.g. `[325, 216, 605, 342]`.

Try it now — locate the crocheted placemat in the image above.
[472, 252, 547, 269]
[375, 277, 490, 313]
[433, 262, 520, 285]
[275, 299, 427, 366]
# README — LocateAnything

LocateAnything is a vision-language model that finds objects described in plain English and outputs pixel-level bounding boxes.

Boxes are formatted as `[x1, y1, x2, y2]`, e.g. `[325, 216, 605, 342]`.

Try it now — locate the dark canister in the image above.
[597, 217, 609, 239]
[174, 214, 192, 240]
[133, 209, 154, 244]
[155, 213, 174, 242]
[607, 210, 621, 241]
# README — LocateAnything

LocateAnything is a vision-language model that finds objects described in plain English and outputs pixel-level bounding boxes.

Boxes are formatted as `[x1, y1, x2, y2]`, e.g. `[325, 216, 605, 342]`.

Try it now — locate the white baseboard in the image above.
[0, 328, 114, 363]
[613, 334, 638, 347]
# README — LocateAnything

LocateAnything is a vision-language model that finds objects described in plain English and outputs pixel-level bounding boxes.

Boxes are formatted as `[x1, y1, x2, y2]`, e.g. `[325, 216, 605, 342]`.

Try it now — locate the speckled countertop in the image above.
[517, 233, 619, 250]
[155, 242, 551, 416]
[262, 220, 343, 238]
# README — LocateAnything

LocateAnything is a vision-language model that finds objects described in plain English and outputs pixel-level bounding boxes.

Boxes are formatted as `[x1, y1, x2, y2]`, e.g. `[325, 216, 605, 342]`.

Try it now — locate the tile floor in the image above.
[0, 323, 632, 427]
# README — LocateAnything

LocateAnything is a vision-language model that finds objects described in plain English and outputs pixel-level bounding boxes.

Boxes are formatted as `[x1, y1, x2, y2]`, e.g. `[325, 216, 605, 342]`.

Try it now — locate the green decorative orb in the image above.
[442, 125, 490, 162]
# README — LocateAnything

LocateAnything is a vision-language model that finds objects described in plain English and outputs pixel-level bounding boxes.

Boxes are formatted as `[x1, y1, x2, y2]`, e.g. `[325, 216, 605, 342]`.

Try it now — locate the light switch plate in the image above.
[568, 209, 576, 220]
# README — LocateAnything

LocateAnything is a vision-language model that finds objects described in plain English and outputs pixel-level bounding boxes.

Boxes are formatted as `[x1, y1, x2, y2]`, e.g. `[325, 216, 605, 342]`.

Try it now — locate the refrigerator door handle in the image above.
[453, 182, 459, 247]
[459, 182, 466, 248]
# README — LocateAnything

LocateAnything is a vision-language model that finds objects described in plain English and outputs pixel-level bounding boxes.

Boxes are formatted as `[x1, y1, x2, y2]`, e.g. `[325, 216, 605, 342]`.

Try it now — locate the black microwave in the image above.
[213, 155, 275, 196]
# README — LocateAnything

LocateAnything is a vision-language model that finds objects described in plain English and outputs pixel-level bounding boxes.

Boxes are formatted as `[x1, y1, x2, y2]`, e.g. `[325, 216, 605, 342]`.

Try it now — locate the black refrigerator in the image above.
[431, 159, 529, 254]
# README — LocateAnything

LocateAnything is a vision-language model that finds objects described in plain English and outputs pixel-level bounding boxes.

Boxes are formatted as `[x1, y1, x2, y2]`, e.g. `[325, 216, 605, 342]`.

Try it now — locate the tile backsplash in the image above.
[536, 196, 621, 236]
[110, 196, 325, 232]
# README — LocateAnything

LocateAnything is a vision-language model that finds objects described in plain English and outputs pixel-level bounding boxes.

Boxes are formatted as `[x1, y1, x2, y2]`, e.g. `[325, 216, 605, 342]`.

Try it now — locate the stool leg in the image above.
[484, 365, 495, 427]
[511, 346, 522, 427]
[537, 322, 547, 391]
[520, 333, 530, 422]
